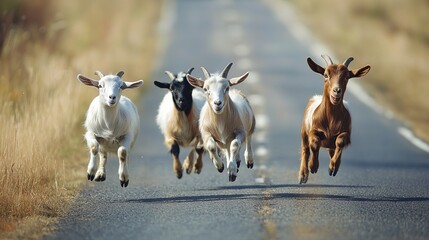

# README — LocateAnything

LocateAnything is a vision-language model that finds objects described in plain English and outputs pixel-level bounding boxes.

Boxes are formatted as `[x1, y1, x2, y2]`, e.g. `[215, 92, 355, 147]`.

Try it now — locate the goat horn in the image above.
[201, 67, 211, 79]
[343, 57, 354, 67]
[94, 71, 104, 78]
[221, 62, 233, 78]
[164, 71, 175, 80]
[116, 71, 125, 78]
[321, 55, 333, 66]
[187, 67, 194, 75]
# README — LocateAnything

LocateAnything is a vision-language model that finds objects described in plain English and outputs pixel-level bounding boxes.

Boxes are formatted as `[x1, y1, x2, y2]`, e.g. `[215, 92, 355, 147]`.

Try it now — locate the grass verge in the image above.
[0, 0, 162, 238]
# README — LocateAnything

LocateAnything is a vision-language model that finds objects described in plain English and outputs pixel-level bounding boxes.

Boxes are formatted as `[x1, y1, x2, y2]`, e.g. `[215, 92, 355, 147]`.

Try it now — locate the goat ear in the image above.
[121, 80, 144, 89]
[350, 65, 371, 78]
[154, 81, 170, 89]
[229, 72, 249, 86]
[186, 74, 204, 88]
[307, 57, 325, 75]
[77, 74, 99, 88]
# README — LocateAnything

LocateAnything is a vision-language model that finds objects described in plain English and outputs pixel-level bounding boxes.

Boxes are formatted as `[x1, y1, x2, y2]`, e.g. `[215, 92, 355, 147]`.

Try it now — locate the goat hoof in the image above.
[229, 173, 237, 182]
[94, 173, 106, 182]
[120, 180, 129, 188]
[247, 162, 253, 169]
[194, 166, 202, 174]
[236, 161, 241, 169]
[328, 168, 333, 176]
[176, 171, 183, 179]
[95, 176, 106, 182]
[87, 174, 95, 181]
[299, 175, 308, 184]
[217, 164, 224, 173]
[186, 168, 192, 175]
[333, 169, 338, 176]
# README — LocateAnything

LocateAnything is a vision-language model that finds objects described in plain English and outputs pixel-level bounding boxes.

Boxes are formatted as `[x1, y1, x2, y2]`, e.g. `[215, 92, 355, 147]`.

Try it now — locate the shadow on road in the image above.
[203, 184, 374, 191]
[120, 184, 429, 204]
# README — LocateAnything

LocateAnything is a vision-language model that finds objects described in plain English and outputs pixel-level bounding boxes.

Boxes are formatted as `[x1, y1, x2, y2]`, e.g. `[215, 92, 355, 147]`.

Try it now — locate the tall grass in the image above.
[289, 0, 429, 141]
[0, 0, 161, 237]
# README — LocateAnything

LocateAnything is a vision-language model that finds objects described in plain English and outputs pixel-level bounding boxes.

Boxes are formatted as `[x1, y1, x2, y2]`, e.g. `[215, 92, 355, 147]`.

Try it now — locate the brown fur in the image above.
[163, 104, 203, 178]
[299, 56, 370, 184]
[164, 104, 200, 147]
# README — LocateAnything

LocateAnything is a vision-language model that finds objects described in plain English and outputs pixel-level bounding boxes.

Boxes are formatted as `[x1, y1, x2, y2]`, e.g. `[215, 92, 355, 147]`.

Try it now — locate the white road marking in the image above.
[255, 114, 269, 131]
[246, 71, 260, 84]
[398, 127, 429, 154]
[255, 146, 269, 160]
[234, 44, 250, 57]
[254, 131, 267, 144]
[237, 57, 253, 70]
[255, 178, 265, 184]
[227, 24, 244, 40]
[248, 94, 265, 108]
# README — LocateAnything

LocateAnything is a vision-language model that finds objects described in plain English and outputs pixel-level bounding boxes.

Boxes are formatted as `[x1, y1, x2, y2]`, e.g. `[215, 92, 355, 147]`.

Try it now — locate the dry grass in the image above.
[0, 0, 162, 238]
[289, 0, 429, 141]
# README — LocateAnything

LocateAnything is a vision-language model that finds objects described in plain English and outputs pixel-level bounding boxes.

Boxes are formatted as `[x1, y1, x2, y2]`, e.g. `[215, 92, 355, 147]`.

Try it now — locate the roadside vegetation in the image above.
[0, 0, 162, 238]
[289, 0, 429, 142]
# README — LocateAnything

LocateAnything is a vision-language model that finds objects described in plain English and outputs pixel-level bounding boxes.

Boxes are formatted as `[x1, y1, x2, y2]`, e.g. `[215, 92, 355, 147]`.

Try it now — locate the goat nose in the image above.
[109, 95, 116, 100]
[214, 100, 222, 106]
[333, 87, 342, 94]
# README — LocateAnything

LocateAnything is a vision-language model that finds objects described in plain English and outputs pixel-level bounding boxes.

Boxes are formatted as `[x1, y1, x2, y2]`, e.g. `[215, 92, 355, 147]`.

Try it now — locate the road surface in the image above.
[49, 0, 429, 239]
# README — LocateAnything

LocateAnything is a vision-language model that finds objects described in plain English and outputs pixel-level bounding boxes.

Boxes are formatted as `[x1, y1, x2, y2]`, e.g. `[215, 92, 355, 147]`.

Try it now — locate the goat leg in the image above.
[328, 132, 350, 176]
[299, 144, 310, 184]
[206, 137, 224, 173]
[193, 146, 204, 174]
[308, 130, 321, 174]
[183, 149, 195, 175]
[169, 141, 183, 179]
[94, 151, 107, 182]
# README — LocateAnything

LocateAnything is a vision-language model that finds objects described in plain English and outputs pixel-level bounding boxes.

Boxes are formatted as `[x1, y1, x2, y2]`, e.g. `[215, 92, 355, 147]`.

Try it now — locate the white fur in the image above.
[198, 73, 255, 181]
[305, 95, 349, 131]
[79, 73, 143, 187]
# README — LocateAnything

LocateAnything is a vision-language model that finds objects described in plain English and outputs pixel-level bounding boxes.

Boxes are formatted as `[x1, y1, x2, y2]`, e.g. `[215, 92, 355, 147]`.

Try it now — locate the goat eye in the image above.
[323, 74, 329, 79]
[224, 87, 229, 93]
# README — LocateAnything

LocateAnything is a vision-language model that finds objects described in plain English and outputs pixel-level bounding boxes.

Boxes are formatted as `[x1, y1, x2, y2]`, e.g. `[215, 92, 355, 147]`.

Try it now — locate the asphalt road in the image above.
[49, 0, 429, 239]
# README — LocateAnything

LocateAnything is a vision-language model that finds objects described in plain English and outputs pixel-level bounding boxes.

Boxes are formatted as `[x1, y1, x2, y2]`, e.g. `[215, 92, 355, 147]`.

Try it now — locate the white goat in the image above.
[77, 70, 143, 187]
[154, 68, 206, 179]
[187, 63, 255, 182]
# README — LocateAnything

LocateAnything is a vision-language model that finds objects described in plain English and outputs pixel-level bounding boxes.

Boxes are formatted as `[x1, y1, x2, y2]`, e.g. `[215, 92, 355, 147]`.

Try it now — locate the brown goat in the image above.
[299, 55, 371, 184]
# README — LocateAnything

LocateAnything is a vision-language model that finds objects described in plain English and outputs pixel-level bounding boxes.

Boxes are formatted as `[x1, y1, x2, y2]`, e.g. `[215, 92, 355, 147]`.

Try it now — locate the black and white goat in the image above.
[154, 68, 205, 179]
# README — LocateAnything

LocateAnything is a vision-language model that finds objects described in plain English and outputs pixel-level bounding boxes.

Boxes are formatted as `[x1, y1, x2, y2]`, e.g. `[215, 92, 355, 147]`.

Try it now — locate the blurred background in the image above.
[0, 0, 428, 238]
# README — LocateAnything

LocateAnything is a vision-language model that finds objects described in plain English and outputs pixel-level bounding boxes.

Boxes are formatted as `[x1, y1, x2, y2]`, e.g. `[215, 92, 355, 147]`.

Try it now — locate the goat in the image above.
[77, 70, 143, 187]
[299, 55, 371, 184]
[187, 62, 255, 182]
[154, 68, 205, 179]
